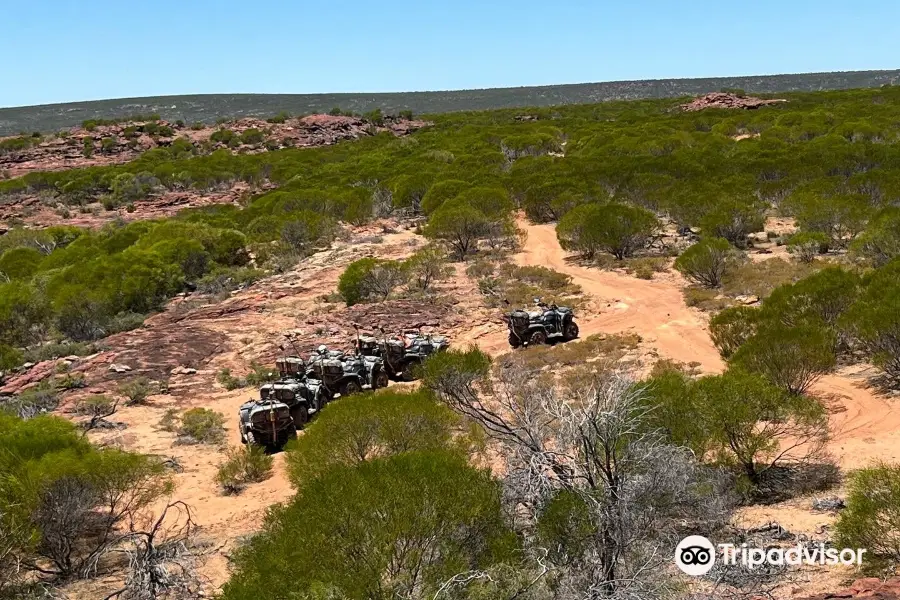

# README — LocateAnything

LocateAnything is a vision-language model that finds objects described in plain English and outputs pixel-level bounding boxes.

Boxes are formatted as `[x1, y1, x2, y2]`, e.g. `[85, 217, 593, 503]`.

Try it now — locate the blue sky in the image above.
[2, 0, 898, 108]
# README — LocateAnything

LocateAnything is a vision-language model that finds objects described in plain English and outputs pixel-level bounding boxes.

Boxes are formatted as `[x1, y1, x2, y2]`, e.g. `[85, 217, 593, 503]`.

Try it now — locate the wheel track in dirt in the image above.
[479, 218, 898, 470]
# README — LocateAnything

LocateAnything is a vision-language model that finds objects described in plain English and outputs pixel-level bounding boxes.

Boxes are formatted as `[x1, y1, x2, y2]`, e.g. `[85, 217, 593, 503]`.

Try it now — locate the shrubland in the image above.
[3, 87, 900, 373]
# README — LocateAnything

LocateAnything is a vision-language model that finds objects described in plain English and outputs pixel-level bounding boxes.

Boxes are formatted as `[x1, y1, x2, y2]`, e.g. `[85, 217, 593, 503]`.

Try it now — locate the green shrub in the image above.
[118, 376, 154, 405]
[731, 323, 836, 395]
[786, 231, 830, 262]
[0, 413, 171, 580]
[216, 445, 274, 494]
[674, 237, 739, 288]
[709, 306, 763, 359]
[286, 389, 467, 487]
[337, 258, 407, 306]
[557, 203, 658, 259]
[221, 451, 513, 600]
[217, 367, 245, 390]
[698, 197, 765, 248]
[239, 129, 265, 145]
[835, 464, 900, 563]
[178, 408, 226, 444]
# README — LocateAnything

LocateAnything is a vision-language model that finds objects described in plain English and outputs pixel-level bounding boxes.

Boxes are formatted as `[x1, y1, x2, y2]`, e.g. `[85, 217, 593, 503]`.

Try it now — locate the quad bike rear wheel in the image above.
[529, 330, 547, 346]
[374, 371, 389, 389]
[290, 405, 309, 428]
[401, 359, 421, 382]
[564, 322, 580, 341]
[508, 333, 521, 348]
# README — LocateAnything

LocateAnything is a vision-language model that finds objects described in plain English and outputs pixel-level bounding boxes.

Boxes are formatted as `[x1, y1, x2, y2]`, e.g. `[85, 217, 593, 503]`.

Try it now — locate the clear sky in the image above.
[2, 0, 898, 108]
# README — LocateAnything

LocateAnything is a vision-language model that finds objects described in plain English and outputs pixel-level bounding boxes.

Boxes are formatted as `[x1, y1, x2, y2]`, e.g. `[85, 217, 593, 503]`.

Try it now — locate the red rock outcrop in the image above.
[681, 92, 787, 111]
[797, 577, 900, 599]
[0, 114, 429, 179]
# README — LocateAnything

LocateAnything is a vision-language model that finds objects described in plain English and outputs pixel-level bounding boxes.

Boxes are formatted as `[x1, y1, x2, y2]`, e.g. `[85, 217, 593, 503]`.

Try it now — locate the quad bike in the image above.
[505, 298, 579, 348]
[342, 352, 390, 390]
[258, 377, 318, 425]
[237, 399, 297, 450]
[356, 329, 449, 381]
[306, 353, 371, 402]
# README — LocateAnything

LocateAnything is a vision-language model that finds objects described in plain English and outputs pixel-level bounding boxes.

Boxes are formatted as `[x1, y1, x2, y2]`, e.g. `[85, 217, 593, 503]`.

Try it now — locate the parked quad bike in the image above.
[258, 377, 318, 425]
[305, 352, 384, 402]
[357, 331, 449, 381]
[237, 399, 297, 450]
[505, 299, 579, 348]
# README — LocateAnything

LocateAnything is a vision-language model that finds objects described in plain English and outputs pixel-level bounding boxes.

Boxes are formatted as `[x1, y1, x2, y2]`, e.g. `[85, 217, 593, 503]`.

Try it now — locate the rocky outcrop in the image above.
[681, 92, 787, 111]
[0, 114, 429, 179]
[798, 578, 900, 599]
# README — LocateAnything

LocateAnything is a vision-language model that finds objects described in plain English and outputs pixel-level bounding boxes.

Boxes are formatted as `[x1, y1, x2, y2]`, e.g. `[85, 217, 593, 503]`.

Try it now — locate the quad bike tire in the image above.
[508, 333, 522, 348]
[401, 359, 421, 382]
[564, 322, 580, 341]
[341, 380, 362, 397]
[374, 371, 390, 389]
[290, 405, 309, 428]
[529, 330, 548, 346]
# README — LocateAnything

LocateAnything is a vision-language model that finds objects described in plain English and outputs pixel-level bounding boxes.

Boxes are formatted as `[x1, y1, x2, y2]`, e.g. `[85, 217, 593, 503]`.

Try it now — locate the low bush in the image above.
[674, 237, 740, 288]
[178, 407, 226, 444]
[337, 258, 407, 306]
[118, 376, 154, 405]
[835, 463, 900, 565]
[786, 231, 830, 263]
[217, 368, 245, 390]
[216, 445, 274, 494]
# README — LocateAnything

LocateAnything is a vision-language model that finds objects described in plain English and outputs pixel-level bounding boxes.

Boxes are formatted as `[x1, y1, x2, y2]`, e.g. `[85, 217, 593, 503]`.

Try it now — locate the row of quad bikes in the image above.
[237, 333, 449, 450]
[238, 301, 579, 451]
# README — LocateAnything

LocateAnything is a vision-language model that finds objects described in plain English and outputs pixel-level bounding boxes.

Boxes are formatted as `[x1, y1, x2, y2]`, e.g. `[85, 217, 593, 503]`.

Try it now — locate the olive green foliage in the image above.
[215, 445, 273, 494]
[731, 323, 836, 395]
[674, 237, 740, 288]
[118, 376, 154, 405]
[178, 408, 226, 444]
[698, 197, 765, 248]
[337, 257, 407, 305]
[785, 191, 872, 248]
[222, 451, 514, 600]
[557, 203, 658, 259]
[404, 244, 451, 292]
[835, 464, 900, 562]
[420, 179, 469, 214]
[643, 368, 827, 487]
[852, 206, 900, 266]
[0, 414, 170, 584]
[285, 389, 470, 487]
[786, 231, 830, 262]
[841, 261, 900, 383]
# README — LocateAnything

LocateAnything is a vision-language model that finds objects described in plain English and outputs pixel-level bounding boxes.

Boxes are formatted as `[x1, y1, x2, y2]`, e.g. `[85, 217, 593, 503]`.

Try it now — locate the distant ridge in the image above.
[1, 69, 898, 136]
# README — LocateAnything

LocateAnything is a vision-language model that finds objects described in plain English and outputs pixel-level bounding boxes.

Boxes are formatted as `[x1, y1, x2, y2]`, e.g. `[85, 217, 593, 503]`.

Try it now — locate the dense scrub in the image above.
[2, 87, 900, 372]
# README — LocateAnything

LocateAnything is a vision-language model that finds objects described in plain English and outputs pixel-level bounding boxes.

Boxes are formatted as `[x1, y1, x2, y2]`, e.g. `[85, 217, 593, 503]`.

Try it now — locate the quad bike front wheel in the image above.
[341, 380, 362, 397]
[508, 333, 521, 348]
[529, 330, 547, 346]
[564, 322, 580, 341]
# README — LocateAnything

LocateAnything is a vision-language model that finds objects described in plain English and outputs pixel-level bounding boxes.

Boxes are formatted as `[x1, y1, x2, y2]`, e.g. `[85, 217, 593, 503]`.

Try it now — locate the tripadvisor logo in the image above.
[674, 535, 867, 576]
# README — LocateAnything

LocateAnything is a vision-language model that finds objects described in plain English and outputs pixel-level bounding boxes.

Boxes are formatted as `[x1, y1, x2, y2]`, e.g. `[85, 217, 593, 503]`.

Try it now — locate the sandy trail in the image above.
[487, 218, 897, 471]
[478, 219, 724, 372]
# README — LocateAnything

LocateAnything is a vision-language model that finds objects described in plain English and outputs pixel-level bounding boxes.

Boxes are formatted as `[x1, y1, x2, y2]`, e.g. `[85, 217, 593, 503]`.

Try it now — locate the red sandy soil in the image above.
[12, 216, 894, 598]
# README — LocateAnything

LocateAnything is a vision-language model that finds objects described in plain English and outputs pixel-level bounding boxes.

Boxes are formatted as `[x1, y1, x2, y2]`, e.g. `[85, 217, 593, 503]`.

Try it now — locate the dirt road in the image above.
[493, 218, 896, 470]
[478, 219, 724, 372]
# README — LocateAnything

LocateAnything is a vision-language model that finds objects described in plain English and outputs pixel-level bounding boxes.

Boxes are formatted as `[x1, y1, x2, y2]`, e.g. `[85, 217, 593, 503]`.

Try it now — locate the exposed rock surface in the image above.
[0, 114, 429, 179]
[797, 577, 900, 599]
[681, 92, 787, 111]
